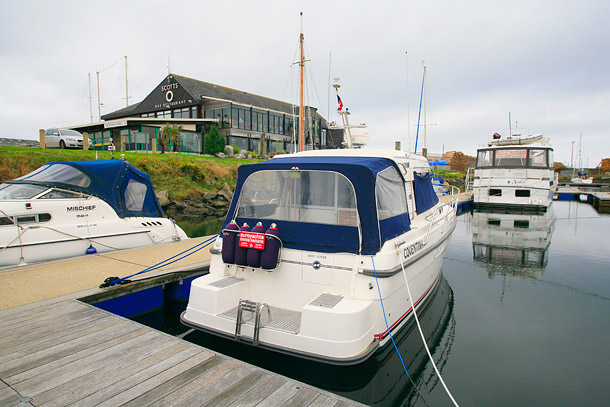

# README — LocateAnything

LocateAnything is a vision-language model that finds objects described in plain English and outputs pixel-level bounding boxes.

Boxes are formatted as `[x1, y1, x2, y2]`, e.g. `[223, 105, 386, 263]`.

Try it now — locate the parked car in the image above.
[45, 128, 92, 149]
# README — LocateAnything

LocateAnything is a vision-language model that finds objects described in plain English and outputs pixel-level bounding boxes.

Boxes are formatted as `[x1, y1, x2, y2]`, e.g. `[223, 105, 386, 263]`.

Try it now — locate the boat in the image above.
[0, 159, 187, 267]
[181, 147, 458, 364]
[472, 208, 556, 272]
[487, 133, 543, 146]
[469, 132, 558, 212]
[570, 133, 593, 184]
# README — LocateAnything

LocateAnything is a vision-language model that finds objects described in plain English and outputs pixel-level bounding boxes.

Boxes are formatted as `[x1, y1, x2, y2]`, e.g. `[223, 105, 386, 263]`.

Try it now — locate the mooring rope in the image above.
[397, 251, 460, 407]
[100, 234, 219, 287]
[372, 256, 431, 407]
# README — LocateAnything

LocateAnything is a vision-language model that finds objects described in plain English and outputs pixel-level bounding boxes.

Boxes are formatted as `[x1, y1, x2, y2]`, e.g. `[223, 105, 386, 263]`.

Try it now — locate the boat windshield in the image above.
[16, 163, 91, 187]
[477, 148, 550, 168]
[0, 183, 49, 200]
[236, 170, 357, 226]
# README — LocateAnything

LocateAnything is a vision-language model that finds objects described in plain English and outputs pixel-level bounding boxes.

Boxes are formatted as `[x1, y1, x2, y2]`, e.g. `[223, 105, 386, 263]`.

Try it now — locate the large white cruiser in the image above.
[0, 160, 187, 267]
[182, 148, 458, 365]
[469, 133, 558, 212]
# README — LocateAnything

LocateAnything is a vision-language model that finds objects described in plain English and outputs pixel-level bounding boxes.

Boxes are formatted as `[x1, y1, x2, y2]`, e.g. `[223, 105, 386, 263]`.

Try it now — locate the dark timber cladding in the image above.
[0, 299, 364, 406]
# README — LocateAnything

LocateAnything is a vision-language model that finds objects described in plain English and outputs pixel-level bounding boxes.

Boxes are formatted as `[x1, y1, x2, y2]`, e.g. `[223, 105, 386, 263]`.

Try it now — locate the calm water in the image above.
[136, 201, 610, 406]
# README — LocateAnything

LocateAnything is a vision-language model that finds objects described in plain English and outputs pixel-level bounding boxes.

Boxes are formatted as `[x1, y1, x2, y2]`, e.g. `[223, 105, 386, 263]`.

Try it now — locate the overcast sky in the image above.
[1, 0, 608, 166]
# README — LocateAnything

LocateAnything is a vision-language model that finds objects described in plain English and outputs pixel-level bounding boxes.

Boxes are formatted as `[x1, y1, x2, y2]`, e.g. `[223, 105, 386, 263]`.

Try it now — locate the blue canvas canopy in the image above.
[225, 155, 412, 255]
[9, 160, 164, 218]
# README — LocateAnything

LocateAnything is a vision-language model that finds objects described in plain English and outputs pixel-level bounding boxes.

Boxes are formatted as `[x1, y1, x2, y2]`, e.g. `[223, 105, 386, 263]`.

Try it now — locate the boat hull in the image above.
[473, 168, 556, 212]
[0, 198, 187, 267]
[181, 209, 455, 365]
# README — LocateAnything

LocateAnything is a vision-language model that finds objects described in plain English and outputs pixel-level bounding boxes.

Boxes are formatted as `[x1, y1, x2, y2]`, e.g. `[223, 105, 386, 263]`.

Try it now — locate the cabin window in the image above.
[477, 150, 493, 167]
[494, 149, 527, 167]
[376, 167, 408, 220]
[0, 184, 48, 200]
[529, 149, 548, 167]
[515, 189, 531, 197]
[236, 170, 357, 226]
[125, 179, 147, 211]
[17, 164, 90, 188]
[489, 188, 502, 196]
[38, 189, 83, 199]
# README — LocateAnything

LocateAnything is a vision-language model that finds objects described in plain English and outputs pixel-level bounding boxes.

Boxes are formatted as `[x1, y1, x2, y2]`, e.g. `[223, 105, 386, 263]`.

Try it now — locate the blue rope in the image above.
[108, 234, 219, 286]
[414, 69, 425, 154]
[372, 256, 410, 377]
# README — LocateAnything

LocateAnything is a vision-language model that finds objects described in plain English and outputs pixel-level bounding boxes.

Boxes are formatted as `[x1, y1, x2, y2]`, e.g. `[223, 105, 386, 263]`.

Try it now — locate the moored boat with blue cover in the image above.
[0, 160, 187, 267]
[182, 148, 458, 365]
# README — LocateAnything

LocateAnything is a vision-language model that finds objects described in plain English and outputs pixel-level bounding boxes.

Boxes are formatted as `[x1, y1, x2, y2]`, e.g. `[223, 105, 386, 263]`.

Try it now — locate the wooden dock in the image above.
[0, 238, 364, 407]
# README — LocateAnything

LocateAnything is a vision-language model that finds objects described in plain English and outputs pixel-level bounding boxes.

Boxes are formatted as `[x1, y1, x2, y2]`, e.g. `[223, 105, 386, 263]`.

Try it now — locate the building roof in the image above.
[102, 74, 322, 120]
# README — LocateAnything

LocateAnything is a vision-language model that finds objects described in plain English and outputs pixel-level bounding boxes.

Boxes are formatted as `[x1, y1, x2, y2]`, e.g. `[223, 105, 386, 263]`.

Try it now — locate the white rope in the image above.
[398, 248, 460, 407]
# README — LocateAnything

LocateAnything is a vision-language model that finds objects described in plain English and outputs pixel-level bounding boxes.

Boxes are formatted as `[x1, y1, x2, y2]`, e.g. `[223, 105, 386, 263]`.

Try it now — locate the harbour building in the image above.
[71, 74, 331, 154]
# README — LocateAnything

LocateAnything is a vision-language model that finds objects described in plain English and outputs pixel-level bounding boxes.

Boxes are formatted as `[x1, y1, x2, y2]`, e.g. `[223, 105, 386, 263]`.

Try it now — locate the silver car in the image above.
[45, 128, 92, 149]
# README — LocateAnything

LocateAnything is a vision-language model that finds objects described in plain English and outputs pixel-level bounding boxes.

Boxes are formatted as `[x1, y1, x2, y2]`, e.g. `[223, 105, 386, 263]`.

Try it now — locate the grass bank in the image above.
[0, 147, 260, 200]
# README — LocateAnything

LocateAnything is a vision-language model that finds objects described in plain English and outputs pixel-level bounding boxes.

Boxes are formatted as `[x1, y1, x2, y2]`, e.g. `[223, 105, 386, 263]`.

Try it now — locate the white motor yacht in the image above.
[0, 160, 187, 267]
[470, 133, 558, 212]
[181, 148, 458, 365]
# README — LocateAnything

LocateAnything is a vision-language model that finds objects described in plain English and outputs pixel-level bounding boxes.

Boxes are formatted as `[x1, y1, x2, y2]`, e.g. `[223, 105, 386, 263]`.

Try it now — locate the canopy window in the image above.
[226, 156, 413, 255]
[376, 167, 411, 243]
[236, 170, 357, 226]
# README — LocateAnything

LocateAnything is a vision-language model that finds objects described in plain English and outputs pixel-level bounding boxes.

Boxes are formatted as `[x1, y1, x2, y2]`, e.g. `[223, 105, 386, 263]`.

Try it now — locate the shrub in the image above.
[204, 125, 226, 155]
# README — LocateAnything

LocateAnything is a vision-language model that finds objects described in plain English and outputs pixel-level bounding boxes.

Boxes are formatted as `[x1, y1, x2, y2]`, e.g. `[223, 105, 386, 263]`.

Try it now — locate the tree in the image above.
[158, 124, 183, 154]
[204, 125, 226, 155]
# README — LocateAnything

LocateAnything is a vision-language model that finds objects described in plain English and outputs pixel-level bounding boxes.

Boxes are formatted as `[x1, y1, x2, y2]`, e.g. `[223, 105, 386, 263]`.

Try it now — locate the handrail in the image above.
[422, 185, 458, 246]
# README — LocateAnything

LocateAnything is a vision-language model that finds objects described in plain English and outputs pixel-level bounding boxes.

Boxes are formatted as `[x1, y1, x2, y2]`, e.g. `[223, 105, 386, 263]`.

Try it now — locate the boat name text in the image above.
[403, 240, 426, 260]
[67, 205, 96, 212]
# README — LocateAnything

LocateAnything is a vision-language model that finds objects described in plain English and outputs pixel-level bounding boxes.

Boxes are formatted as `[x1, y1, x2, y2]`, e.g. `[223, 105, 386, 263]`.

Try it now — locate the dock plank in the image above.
[218, 373, 286, 407]
[177, 364, 258, 406]
[0, 321, 145, 378]
[41, 341, 192, 406]
[12, 330, 160, 394]
[34, 340, 186, 406]
[55, 345, 202, 407]
[94, 349, 214, 407]
[152, 358, 243, 407]
[0, 298, 364, 407]
[256, 382, 304, 407]
[120, 354, 227, 407]
[0, 315, 116, 363]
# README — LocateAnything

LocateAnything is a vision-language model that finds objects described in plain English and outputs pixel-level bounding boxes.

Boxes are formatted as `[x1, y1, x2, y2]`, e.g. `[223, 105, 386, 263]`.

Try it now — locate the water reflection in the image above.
[471, 207, 557, 275]
[181, 275, 455, 407]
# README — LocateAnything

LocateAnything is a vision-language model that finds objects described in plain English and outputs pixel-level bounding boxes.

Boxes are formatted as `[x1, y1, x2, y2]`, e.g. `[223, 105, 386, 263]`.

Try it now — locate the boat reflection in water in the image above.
[183, 275, 455, 407]
[471, 207, 557, 275]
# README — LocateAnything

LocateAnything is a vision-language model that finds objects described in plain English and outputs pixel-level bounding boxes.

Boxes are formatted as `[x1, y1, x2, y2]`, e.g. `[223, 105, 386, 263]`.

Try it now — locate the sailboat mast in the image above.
[299, 12, 305, 152]
[125, 56, 129, 107]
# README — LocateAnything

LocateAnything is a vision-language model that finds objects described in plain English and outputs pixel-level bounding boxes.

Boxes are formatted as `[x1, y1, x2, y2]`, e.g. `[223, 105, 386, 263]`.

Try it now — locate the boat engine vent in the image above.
[309, 293, 344, 309]
[208, 277, 243, 288]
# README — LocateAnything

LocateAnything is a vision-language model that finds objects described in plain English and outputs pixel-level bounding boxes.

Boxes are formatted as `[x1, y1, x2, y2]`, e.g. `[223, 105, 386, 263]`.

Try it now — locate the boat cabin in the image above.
[223, 153, 439, 256]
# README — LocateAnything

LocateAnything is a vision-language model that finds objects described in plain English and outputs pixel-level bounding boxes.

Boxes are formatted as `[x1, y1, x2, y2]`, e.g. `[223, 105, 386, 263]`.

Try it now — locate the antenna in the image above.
[124, 56, 129, 107]
[405, 51, 411, 152]
[88, 72, 93, 123]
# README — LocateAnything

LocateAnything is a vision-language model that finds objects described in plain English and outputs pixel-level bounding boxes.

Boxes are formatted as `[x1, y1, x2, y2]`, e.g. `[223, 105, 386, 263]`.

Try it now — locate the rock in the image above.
[224, 145, 234, 157]
[234, 153, 245, 159]
[216, 152, 226, 158]
[156, 190, 170, 207]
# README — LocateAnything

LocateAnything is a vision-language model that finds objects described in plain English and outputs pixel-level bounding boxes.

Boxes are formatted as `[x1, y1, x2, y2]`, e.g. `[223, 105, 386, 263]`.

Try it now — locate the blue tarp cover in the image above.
[9, 160, 163, 218]
[225, 155, 411, 255]
[413, 172, 439, 214]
